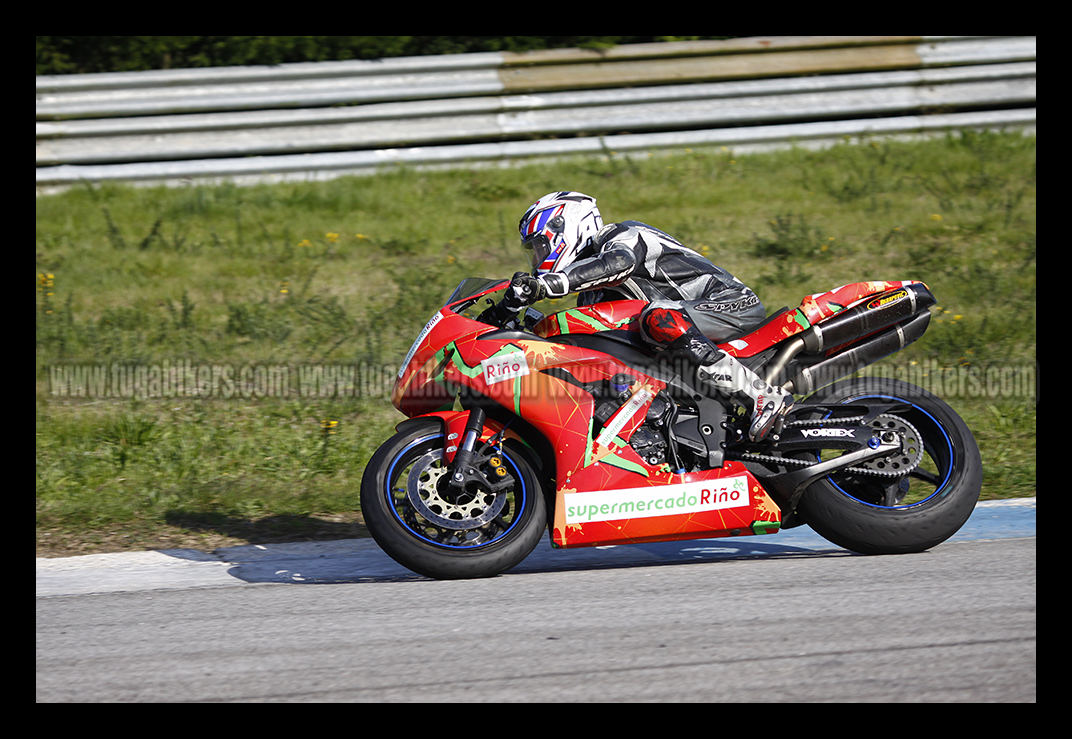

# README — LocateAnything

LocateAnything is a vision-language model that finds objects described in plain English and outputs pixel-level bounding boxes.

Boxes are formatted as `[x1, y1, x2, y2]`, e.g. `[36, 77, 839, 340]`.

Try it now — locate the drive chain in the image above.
[728, 414, 924, 479]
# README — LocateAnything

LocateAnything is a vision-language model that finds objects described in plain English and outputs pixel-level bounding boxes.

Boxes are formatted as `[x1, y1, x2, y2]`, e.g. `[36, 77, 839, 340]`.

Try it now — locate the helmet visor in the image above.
[521, 208, 565, 270]
[522, 232, 555, 270]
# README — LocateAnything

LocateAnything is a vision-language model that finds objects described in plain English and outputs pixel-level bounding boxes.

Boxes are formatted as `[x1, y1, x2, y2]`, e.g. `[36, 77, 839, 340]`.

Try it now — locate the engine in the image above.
[592, 375, 675, 467]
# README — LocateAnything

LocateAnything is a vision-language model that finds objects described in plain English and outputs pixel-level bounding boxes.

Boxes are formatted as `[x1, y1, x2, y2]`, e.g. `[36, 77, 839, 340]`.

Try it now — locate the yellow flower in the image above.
[298, 239, 312, 247]
[354, 233, 368, 240]
[930, 214, 943, 221]
[326, 232, 339, 243]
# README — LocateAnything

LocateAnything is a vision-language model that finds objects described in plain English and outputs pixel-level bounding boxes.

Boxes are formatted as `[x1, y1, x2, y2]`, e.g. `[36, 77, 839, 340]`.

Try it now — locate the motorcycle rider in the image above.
[497, 190, 794, 443]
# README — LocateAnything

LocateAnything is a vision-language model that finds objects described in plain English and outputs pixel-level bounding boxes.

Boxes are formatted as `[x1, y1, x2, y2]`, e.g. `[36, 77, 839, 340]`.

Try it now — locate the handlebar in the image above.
[476, 294, 544, 332]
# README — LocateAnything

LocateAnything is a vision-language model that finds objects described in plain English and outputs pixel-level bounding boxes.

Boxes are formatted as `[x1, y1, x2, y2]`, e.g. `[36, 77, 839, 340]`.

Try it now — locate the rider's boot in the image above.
[645, 308, 794, 443]
[696, 349, 794, 442]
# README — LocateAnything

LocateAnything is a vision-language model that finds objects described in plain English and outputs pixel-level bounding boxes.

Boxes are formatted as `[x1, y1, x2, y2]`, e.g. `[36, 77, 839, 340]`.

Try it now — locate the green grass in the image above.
[36, 131, 1036, 556]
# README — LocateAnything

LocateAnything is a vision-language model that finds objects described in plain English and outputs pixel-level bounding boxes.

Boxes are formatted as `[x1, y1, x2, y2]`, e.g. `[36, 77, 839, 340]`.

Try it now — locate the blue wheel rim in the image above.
[826, 394, 954, 509]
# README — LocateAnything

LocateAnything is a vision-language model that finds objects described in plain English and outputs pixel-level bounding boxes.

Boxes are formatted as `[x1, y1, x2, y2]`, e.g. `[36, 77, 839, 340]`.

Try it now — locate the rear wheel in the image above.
[797, 377, 982, 554]
[360, 420, 546, 579]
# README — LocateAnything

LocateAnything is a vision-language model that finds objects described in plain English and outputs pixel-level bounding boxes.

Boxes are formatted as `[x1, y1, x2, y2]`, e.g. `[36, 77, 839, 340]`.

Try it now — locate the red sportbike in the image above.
[361, 277, 982, 579]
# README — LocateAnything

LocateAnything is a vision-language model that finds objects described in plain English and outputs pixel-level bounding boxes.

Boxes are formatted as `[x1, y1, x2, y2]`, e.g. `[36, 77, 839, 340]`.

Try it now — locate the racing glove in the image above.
[478, 272, 544, 327]
[508, 272, 574, 305]
[503, 272, 546, 310]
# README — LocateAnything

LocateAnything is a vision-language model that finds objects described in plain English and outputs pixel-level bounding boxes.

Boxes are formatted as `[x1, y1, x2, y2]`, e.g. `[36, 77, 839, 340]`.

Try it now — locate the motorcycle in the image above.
[360, 276, 982, 579]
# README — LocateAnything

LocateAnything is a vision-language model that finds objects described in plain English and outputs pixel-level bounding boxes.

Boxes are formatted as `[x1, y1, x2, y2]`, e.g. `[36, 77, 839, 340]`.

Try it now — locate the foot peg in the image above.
[749, 389, 794, 442]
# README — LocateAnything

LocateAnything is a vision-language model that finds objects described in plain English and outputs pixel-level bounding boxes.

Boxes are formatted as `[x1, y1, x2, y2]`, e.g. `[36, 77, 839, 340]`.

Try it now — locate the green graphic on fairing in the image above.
[556, 308, 635, 335]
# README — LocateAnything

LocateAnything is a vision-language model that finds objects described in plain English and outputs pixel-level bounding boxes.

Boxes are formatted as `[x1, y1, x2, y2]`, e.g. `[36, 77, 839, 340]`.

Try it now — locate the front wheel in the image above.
[796, 377, 982, 554]
[360, 420, 546, 579]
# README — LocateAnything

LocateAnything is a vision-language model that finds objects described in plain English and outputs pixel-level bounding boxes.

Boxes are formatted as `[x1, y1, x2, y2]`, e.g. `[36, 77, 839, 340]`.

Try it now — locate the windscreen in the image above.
[445, 277, 508, 305]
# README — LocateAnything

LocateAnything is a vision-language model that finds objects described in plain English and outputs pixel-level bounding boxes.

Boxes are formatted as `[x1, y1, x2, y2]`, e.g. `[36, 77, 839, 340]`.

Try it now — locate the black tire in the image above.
[360, 419, 546, 579]
[796, 377, 982, 554]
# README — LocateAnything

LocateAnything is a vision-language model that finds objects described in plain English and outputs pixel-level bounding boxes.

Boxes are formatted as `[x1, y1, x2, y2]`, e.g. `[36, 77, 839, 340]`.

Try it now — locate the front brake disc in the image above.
[406, 451, 507, 530]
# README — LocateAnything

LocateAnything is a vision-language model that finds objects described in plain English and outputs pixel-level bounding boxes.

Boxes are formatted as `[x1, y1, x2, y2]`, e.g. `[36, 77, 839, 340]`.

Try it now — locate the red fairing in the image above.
[392, 281, 782, 548]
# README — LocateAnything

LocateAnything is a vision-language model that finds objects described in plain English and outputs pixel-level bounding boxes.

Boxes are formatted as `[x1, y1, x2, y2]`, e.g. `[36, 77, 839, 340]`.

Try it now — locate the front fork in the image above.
[446, 407, 516, 496]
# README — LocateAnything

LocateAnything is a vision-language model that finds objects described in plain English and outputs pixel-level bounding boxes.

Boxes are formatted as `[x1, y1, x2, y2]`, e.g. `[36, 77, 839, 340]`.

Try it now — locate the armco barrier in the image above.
[35, 36, 1036, 190]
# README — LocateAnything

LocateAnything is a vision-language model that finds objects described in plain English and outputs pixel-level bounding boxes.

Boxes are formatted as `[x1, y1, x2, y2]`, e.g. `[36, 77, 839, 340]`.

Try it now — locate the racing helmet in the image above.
[519, 191, 603, 275]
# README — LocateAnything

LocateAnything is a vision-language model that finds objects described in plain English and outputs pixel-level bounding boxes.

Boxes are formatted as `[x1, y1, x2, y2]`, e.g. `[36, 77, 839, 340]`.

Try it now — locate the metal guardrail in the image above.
[36, 36, 1036, 190]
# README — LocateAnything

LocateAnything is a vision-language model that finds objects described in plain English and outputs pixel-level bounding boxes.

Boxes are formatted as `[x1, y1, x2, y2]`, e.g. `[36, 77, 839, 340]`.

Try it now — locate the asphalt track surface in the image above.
[37, 499, 1034, 702]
